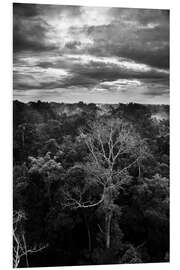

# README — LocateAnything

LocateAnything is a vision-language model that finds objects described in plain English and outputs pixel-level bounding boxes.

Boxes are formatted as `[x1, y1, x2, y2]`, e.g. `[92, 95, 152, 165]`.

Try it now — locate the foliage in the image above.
[13, 101, 169, 267]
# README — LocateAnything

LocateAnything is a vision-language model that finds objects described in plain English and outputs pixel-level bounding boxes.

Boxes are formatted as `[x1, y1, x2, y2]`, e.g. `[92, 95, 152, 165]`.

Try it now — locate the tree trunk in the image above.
[138, 164, 141, 180]
[86, 221, 91, 253]
[105, 210, 112, 249]
[22, 131, 24, 148]
[46, 178, 52, 207]
[83, 211, 91, 253]
[22, 233, 29, 267]
[104, 180, 113, 249]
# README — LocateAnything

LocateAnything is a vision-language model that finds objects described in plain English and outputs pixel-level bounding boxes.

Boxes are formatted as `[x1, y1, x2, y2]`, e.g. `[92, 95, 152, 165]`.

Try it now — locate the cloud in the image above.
[13, 3, 39, 17]
[13, 3, 57, 52]
[13, 4, 169, 104]
[86, 19, 169, 69]
[13, 21, 57, 52]
[90, 77, 169, 99]
[13, 4, 169, 68]
[13, 53, 169, 92]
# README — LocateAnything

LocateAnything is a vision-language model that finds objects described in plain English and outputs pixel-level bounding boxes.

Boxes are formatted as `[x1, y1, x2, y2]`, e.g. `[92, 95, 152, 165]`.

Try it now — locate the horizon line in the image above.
[13, 99, 170, 106]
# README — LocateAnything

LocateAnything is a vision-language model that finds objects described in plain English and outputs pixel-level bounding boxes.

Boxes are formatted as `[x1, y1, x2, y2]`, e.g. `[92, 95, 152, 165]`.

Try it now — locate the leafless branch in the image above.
[62, 187, 104, 210]
[13, 210, 48, 268]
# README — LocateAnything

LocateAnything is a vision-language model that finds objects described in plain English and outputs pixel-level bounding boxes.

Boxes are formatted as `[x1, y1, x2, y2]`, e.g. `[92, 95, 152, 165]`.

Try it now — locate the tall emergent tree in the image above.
[62, 118, 148, 249]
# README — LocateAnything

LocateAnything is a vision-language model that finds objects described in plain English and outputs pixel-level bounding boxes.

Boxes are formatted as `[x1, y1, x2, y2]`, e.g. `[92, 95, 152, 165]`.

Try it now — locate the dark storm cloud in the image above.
[13, 4, 169, 104]
[13, 3, 57, 52]
[13, 4, 169, 67]
[13, 19, 56, 52]
[85, 11, 169, 69]
[72, 60, 168, 81]
[14, 53, 168, 91]
[113, 44, 169, 70]
[109, 7, 169, 26]
[37, 4, 82, 18]
[13, 3, 83, 53]
[65, 41, 82, 50]
[13, 3, 38, 17]
[141, 78, 169, 96]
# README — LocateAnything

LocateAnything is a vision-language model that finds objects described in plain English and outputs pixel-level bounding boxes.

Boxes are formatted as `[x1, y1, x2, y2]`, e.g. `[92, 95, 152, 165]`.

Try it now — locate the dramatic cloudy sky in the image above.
[13, 3, 169, 104]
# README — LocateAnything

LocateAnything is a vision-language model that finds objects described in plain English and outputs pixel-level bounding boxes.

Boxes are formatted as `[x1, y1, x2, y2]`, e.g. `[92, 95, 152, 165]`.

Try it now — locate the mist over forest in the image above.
[13, 100, 169, 267]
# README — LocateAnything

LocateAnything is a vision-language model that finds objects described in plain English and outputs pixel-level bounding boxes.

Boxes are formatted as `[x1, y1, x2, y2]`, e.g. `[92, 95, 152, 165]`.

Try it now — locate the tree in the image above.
[62, 118, 148, 249]
[124, 173, 169, 261]
[28, 152, 63, 206]
[13, 210, 47, 268]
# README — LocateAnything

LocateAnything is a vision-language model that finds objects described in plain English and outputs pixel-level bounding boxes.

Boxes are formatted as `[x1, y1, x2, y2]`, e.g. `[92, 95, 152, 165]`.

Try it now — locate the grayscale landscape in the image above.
[13, 3, 169, 267]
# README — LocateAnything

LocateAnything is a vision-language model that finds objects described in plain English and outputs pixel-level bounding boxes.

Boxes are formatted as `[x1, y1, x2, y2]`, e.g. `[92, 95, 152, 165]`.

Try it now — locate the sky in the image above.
[13, 3, 169, 104]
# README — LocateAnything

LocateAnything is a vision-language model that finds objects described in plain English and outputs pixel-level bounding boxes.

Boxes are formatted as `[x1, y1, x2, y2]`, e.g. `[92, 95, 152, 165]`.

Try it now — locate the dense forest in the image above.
[13, 100, 169, 267]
